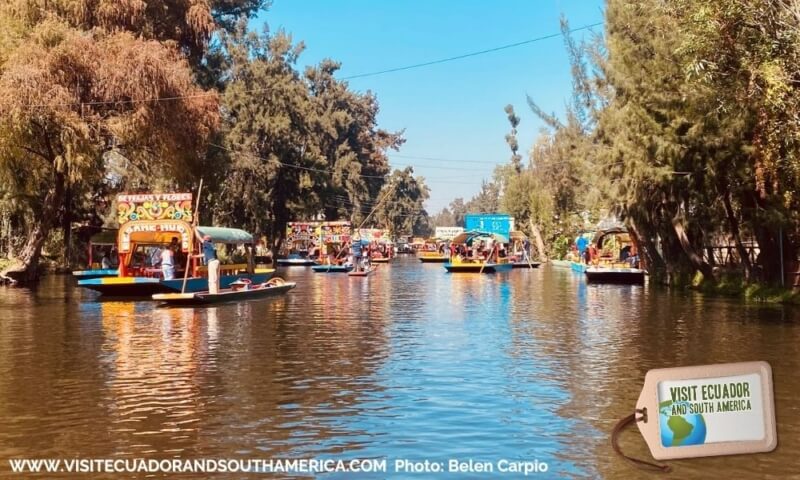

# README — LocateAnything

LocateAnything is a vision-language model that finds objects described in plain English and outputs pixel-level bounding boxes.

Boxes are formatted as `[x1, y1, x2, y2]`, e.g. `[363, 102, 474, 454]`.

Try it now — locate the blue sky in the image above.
[254, 0, 605, 212]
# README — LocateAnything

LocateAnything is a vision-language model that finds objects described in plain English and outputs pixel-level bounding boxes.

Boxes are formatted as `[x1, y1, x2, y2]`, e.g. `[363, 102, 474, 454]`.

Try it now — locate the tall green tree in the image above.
[0, 11, 218, 283]
[375, 167, 430, 238]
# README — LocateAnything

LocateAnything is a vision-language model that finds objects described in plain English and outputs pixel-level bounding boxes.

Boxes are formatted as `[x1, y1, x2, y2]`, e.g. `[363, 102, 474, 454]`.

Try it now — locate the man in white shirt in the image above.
[161, 247, 175, 280]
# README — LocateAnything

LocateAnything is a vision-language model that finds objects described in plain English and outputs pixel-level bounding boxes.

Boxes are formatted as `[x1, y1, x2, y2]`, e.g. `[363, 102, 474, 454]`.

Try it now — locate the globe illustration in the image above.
[658, 401, 707, 447]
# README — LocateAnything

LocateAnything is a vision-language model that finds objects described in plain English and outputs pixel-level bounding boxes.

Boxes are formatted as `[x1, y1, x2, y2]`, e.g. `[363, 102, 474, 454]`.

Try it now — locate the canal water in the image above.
[0, 256, 798, 479]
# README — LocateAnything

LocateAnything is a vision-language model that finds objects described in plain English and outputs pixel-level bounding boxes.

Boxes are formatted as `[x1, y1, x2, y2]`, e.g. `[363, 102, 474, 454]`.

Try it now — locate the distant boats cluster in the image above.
[71, 194, 645, 309]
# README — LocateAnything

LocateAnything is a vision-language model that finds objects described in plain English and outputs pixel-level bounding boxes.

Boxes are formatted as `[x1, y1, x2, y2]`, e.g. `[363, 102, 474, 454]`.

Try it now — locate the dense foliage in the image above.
[440, 1, 800, 285]
[0, 1, 426, 282]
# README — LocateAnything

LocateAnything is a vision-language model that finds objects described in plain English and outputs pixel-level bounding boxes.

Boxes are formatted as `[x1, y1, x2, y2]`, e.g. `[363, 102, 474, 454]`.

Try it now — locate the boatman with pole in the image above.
[202, 234, 220, 294]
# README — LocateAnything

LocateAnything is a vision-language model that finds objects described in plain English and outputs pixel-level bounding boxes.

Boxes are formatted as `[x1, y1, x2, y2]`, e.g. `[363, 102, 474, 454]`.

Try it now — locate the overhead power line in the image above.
[12, 21, 602, 109]
[341, 22, 603, 80]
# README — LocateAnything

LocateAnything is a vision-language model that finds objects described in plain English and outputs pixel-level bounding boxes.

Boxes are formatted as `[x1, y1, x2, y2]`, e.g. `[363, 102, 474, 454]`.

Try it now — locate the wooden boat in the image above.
[444, 261, 513, 273]
[508, 231, 540, 269]
[371, 257, 390, 264]
[276, 253, 316, 266]
[418, 251, 448, 263]
[72, 268, 119, 280]
[72, 229, 119, 280]
[77, 193, 273, 296]
[585, 266, 645, 284]
[153, 278, 296, 305]
[444, 230, 513, 274]
[347, 267, 376, 277]
[582, 222, 645, 284]
[571, 261, 587, 273]
[311, 264, 354, 273]
[550, 259, 572, 269]
[511, 261, 541, 268]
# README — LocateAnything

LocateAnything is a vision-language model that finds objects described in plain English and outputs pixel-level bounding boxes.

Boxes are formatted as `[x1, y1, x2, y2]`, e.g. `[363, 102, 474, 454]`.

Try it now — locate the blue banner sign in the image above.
[464, 214, 514, 237]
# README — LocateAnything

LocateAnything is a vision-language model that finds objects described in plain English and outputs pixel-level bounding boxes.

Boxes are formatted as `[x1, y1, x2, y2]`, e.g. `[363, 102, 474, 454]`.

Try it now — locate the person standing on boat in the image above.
[100, 250, 112, 270]
[160, 245, 175, 280]
[202, 234, 220, 294]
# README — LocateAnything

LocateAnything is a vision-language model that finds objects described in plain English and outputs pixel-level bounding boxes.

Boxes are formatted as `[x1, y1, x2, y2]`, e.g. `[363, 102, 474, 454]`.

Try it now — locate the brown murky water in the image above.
[0, 257, 798, 478]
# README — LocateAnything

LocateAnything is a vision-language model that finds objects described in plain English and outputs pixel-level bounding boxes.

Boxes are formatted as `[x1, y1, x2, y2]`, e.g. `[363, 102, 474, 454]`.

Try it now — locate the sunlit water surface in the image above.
[1, 257, 799, 479]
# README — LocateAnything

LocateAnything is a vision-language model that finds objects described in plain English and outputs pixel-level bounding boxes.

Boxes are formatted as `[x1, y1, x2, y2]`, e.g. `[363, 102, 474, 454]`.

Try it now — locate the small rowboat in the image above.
[549, 259, 572, 269]
[276, 257, 316, 266]
[370, 257, 391, 264]
[444, 262, 513, 273]
[348, 267, 377, 277]
[511, 261, 541, 269]
[153, 278, 296, 305]
[311, 264, 354, 273]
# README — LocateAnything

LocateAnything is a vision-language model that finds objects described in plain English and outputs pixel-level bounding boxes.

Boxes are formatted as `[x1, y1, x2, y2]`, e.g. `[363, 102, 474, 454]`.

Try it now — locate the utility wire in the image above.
[209, 143, 389, 179]
[12, 21, 601, 109]
[341, 22, 603, 80]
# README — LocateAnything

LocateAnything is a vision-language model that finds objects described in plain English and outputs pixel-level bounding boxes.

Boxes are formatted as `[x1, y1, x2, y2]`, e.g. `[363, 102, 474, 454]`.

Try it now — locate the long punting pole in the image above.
[181, 178, 203, 294]
[523, 238, 533, 269]
[332, 179, 399, 267]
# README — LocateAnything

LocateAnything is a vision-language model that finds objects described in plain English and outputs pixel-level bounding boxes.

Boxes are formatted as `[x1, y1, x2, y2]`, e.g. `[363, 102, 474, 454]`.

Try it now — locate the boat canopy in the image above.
[509, 231, 527, 241]
[592, 226, 629, 245]
[451, 230, 510, 244]
[195, 226, 254, 244]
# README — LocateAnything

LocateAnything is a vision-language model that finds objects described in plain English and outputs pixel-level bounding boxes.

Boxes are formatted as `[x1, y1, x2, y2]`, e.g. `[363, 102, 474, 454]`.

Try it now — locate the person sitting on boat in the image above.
[101, 249, 112, 270]
[160, 245, 175, 280]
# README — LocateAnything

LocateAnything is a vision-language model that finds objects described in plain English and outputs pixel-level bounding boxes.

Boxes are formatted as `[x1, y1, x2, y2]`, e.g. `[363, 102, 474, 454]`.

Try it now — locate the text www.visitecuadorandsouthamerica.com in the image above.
[7, 458, 549, 475]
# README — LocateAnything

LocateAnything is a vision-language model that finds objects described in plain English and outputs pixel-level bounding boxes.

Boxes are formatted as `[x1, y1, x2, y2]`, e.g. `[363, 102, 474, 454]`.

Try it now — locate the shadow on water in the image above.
[0, 260, 799, 478]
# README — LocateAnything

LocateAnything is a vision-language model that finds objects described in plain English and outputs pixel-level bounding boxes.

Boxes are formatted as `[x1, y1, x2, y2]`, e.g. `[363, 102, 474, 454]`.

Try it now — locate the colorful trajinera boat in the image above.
[358, 228, 393, 264]
[77, 193, 273, 296]
[585, 265, 645, 284]
[71, 229, 119, 280]
[443, 231, 513, 274]
[153, 277, 295, 306]
[312, 264, 354, 273]
[582, 222, 645, 284]
[417, 238, 448, 263]
[277, 222, 319, 266]
[508, 230, 540, 268]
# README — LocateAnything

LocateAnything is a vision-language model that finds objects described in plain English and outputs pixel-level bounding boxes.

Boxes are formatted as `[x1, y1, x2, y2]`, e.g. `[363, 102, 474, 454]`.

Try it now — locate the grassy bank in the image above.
[693, 273, 800, 305]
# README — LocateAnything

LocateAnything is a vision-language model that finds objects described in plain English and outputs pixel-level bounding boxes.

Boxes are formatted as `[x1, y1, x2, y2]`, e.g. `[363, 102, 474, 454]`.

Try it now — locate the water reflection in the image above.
[0, 261, 798, 478]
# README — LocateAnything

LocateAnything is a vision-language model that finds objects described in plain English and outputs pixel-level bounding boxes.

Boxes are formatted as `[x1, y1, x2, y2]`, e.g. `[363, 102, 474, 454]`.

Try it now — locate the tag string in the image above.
[611, 408, 671, 473]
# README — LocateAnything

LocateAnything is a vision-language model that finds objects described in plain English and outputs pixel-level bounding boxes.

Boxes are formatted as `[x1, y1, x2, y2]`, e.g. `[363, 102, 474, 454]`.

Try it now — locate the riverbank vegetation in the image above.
[0, 1, 430, 283]
[435, 0, 800, 291]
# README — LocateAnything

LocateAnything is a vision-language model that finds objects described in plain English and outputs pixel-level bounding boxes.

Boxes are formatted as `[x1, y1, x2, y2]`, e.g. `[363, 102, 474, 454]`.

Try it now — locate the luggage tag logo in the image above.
[613, 361, 777, 472]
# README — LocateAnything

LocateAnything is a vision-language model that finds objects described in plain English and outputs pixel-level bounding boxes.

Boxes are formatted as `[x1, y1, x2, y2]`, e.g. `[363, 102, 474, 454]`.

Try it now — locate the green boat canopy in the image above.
[195, 226, 254, 244]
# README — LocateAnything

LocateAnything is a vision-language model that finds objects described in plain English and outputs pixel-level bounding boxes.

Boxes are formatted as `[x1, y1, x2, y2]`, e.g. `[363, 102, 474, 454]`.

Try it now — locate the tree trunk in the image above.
[628, 216, 666, 279]
[719, 181, 753, 280]
[671, 202, 714, 281]
[528, 218, 548, 261]
[1, 173, 65, 284]
[62, 181, 72, 267]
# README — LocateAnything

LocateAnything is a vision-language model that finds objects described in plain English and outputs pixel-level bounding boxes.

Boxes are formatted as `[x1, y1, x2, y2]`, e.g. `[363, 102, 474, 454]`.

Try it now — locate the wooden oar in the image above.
[181, 178, 203, 294]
